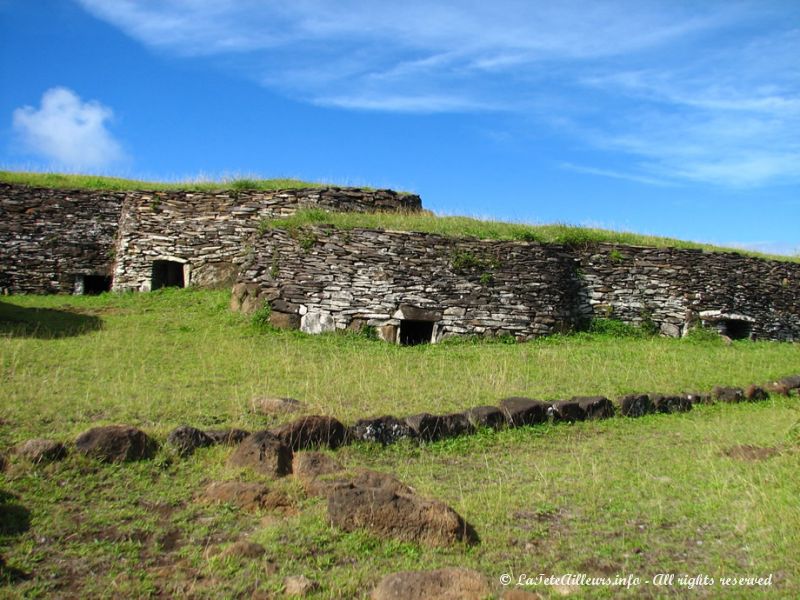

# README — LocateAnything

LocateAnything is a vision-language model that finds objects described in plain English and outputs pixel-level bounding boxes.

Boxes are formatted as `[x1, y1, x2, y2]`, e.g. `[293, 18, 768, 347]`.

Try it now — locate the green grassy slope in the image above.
[1, 290, 799, 597]
[0, 170, 325, 192]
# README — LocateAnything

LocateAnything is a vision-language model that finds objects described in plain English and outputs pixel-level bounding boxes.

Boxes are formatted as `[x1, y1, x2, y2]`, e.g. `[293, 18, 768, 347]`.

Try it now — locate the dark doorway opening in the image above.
[152, 260, 185, 290]
[83, 275, 112, 295]
[399, 319, 434, 345]
[721, 319, 752, 340]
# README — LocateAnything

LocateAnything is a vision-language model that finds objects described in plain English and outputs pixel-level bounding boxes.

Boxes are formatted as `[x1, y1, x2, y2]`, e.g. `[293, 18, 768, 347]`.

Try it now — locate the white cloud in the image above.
[74, 1, 800, 187]
[12, 87, 124, 170]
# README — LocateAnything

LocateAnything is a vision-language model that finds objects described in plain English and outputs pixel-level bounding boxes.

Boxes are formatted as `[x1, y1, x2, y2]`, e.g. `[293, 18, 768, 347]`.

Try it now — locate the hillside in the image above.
[1, 289, 799, 597]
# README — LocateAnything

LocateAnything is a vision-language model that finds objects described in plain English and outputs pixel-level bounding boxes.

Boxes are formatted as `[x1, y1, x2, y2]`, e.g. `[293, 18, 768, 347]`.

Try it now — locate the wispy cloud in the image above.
[12, 87, 124, 170]
[75, 1, 800, 187]
[559, 162, 674, 187]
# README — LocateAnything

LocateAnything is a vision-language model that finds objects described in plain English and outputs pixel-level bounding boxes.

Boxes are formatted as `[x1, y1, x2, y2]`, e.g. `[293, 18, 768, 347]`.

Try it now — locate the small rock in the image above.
[683, 392, 712, 404]
[15, 439, 67, 464]
[549, 400, 586, 422]
[573, 396, 615, 419]
[271, 415, 348, 450]
[744, 385, 769, 401]
[439, 413, 474, 438]
[220, 540, 265, 560]
[618, 394, 654, 417]
[405, 413, 447, 442]
[764, 383, 791, 397]
[251, 396, 304, 415]
[284, 575, 320, 596]
[167, 425, 213, 457]
[227, 431, 292, 478]
[713, 386, 744, 403]
[75, 425, 157, 462]
[205, 428, 250, 445]
[777, 375, 800, 390]
[371, 568, 490, 600]
[350, 416, 415, 445]
[650, 394, 692, 413]
[292, 451, 344, 497]
[499, 397, 550, 427]
[463, 406, 506, 429]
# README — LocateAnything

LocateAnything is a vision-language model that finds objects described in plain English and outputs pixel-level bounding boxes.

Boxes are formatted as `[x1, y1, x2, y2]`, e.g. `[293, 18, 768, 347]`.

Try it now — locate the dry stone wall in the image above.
[112, 188, 420, 291]
[234, 228, 800, 342]
[234, 227, 584, 341]
[0, 183, 124, 294]
[0, 183, 420, 294]
[576, 244, 800, 340]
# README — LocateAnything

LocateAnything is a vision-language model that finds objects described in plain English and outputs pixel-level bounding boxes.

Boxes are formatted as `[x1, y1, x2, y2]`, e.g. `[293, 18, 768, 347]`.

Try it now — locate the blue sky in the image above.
[1, 1, 798, 254]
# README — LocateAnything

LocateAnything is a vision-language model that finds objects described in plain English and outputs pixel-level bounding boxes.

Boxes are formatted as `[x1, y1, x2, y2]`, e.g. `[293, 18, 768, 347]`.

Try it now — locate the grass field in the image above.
[0, 170, 327, 192]
[1, 289, 799, 598]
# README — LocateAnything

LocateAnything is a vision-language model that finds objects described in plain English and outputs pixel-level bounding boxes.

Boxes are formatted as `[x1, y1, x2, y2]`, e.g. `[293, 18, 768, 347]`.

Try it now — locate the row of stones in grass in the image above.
[5, 375, 797, 470]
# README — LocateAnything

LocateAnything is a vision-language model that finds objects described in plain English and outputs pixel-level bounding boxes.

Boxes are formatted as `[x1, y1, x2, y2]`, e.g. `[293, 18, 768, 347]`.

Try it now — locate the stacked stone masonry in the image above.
[0, 183, 420, 294]
[2, 182, 798, 341]
[235, 228, 800, 342]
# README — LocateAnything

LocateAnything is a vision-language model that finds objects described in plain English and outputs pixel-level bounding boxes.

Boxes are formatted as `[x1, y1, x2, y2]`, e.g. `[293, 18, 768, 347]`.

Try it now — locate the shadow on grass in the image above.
[0, 490, 32, 583]
[0, 301, 102, 339]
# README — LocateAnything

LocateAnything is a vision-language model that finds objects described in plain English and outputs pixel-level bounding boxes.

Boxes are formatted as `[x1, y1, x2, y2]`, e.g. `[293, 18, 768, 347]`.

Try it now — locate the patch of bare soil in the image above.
[723, 444, 780, 461]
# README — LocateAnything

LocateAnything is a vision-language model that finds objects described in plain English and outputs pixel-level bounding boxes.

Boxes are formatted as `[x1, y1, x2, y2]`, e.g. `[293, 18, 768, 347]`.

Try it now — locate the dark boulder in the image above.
[549, 400, 587, 422]
[618, 394, 654, 417]
[439, 413, 474, 438]
[227, 431, 292, 478]
[405, 413, 447, 442]
[651, 394, 692, 413]
[683, 392, 712, 404]
[777, 375, 800, 390]
[271, 415, 348, 450]
[574, 396, 615, 419]
[205, 428, 250, 446]
[744, 385, 769, 401]
[463, 406, 506, 429]
[75, 425, 157, 462]
[328, 482, 478, 547]
[350, 416, 415, 445]
[166, 425, 213, 457]
[713, 386, 744, 403]
[498, 397, 550, 427]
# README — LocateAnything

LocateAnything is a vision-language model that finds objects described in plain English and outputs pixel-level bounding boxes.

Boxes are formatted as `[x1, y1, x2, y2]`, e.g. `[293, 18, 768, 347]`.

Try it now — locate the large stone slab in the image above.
[350, 416, 415, 445]
[328, 482, 478, 547]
